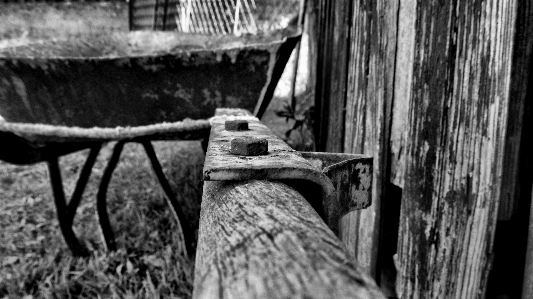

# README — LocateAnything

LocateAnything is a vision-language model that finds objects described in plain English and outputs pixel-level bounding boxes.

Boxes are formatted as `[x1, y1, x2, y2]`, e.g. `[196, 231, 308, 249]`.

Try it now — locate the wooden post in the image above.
[342, 0, 399, 280]
[395, 1, 519, 298]
[314, 0, 350, 153]
[194, 180, 385, 299]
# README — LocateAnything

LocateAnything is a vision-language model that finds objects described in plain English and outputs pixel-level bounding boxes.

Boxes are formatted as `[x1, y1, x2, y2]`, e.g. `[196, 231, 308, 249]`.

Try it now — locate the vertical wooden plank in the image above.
[313, 0, 327, 147]
[396, 1, 517, 298]
[389, 0, 416, 189]
[485, 1, 533, 296]
[342, 0, 399, 279]
[498, 0, 533, 220]
[314, 0, 350, 153]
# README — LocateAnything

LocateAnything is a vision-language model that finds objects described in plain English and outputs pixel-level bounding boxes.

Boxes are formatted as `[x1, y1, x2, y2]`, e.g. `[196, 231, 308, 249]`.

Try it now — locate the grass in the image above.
[1, 141, 203, 298]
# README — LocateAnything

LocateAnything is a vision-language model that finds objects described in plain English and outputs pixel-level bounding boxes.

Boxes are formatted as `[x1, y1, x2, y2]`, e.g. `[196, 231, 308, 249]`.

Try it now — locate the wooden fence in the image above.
[310, 0, 533, 298]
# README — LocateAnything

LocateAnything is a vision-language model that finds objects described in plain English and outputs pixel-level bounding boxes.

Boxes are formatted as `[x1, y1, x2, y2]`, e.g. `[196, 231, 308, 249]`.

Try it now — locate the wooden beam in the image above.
[193, 180, 385, 299]
[395, 1, 517, 298]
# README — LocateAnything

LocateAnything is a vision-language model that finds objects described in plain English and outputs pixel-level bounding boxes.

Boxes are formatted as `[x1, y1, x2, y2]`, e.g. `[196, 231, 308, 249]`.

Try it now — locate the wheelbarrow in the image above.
[0, 31, 300, 257]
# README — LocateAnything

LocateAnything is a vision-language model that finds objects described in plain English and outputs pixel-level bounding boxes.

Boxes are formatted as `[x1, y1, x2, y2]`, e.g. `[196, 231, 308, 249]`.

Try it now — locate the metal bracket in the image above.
[203, 108, 372, 235]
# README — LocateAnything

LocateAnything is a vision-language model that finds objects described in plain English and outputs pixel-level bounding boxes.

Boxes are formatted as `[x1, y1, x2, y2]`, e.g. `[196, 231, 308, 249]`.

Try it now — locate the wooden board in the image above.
[390, 0, 533, 222]
[389, 0, 416, 189]
[314, 0, 348, 153]
[395, 1, 517, 298]
[341, 0, 399, 278]
[194, 180, 385, 299]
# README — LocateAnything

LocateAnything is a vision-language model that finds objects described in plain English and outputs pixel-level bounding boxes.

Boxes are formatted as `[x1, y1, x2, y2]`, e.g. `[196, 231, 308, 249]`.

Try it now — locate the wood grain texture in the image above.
[193, 180, 385, 299]
[342, 0, 399, 278]
[391, 0, 533, 217]
[314, 0, 350, 152]
[389, 0, 416, 188]
[497, 0, 533, 220]
[395, 1, 516, 298]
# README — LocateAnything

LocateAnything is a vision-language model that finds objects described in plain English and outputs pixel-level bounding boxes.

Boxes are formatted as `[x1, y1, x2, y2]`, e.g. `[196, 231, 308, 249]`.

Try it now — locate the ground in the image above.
[0, 2, 309, 298]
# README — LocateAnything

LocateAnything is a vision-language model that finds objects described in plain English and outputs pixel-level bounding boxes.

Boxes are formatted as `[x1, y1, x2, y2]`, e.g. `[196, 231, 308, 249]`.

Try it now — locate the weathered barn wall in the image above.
[314, 0, 533, 297]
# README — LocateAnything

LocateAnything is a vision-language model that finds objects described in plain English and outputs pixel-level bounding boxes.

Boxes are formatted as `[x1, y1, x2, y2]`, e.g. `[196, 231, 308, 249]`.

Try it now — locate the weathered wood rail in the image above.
[193, 108, 383, 299]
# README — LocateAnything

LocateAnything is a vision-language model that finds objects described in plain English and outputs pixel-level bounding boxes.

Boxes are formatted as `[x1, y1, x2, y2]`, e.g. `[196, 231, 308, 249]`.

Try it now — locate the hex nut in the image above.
[225, 120, 249, 131]
[230, 137, 268, 156]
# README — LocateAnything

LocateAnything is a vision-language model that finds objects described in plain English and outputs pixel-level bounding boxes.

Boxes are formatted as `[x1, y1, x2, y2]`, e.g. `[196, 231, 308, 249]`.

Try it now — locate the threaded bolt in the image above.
[225, 120, 249, 131]
[230, 137, 268, 156]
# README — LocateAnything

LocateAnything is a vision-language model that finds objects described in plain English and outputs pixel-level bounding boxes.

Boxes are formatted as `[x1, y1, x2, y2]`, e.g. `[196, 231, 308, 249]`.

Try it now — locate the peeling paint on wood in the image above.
[395, 1, 518, 298]
[194, 180, 386, 299]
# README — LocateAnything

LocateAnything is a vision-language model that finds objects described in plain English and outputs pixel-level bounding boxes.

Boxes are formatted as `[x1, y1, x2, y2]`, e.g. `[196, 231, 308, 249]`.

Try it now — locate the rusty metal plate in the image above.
[301, 152, 373, 211]
[203, 108, 334, 195]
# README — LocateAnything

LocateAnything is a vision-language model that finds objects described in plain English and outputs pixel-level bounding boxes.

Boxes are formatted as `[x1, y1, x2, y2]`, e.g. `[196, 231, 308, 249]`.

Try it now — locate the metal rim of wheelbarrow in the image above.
[0, 34, 299, 60]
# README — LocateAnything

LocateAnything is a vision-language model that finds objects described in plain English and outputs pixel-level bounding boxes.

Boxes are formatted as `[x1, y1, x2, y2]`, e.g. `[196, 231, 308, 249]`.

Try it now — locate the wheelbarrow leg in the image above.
[141, 141, 193, 257]
[65, 145, 102, 227]
[47, 157, 90, 257]
[96, 141, 126, 252]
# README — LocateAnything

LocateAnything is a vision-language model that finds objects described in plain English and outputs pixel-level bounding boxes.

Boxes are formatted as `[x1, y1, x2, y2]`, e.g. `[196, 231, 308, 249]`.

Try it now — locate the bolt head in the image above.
[230, 137, 268, 156]
[225, 120, 249, 131]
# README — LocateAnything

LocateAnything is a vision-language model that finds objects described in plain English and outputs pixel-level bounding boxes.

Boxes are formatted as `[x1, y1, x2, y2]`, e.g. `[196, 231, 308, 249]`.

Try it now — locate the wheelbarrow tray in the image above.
[0, 31, 300, 130]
